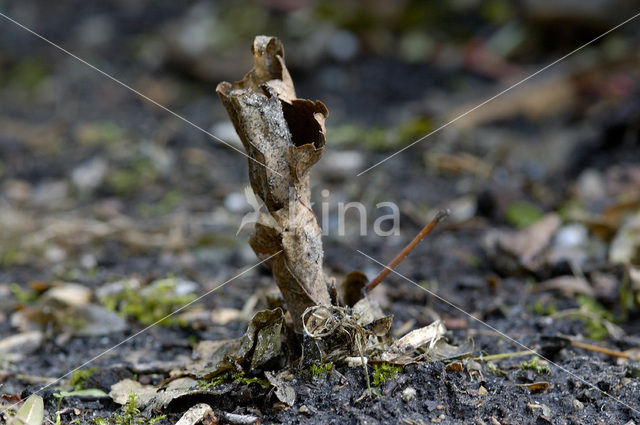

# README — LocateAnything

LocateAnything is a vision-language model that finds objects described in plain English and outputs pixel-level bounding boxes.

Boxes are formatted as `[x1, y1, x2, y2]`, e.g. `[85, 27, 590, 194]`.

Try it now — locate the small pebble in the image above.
[572, 398, 584, 410]
[328, 30, 359, 61]
[210, 121, 242, 149]
[299, 405, 312, 416]
[577, 169, 605, 202]
[345, 356, 367, 367]
[81, 253, 97, 269]
[72, 157, 108, 191]
[554, 224, 588, 247]
[225, 191, 248, 212]
[401, 387, 417, 402]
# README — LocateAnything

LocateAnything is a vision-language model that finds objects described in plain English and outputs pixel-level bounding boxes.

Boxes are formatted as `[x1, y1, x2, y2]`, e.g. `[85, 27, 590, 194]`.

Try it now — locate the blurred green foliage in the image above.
[10, 283, 39, 303]
[92, 392, 165, 425]
[532, 299, 557, 316]
[520, 356, 550, 375]
[0, 59, 49, 91]
[69, 367, 98, 391]
[100, 276, 197, 326]
[329, 116, 432, 150]
[576, 295, 616, 340]
[136, 190, 182, 217]
[76, 122, 125, 148]
[505, 201, 543, 228]
[105, 156, 159, 198]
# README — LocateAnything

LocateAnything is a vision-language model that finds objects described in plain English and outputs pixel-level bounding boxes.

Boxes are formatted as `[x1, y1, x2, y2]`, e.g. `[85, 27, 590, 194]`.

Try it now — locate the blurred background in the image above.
[1, 0, 640, 324]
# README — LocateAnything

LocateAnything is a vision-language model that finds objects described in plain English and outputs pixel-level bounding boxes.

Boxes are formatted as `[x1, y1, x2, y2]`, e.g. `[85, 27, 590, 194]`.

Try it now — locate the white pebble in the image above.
[402, 387, 417, 402]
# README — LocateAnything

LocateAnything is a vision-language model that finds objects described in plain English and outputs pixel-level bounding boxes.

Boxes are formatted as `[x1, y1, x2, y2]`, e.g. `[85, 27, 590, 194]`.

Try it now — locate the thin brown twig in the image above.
[570, 340, 631, 359]
[364, 209, 450, 293]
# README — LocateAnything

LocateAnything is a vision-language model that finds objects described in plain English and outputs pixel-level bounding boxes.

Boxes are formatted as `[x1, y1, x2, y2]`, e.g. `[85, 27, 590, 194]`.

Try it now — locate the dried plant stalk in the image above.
[217, 36, 332, 331]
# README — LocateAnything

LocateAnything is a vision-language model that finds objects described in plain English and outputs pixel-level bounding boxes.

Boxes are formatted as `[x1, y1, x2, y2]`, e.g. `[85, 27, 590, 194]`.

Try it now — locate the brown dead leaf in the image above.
[485, 213, 560, 272]
[535, 276, 594, 297]
[445, 362, 463, 372]
[447, 72, 576, 130]
[186, 308, 284, 380]
[518, 381, 550, 394]
[265, 370, 296, 406]
[217, 36, 332, 331]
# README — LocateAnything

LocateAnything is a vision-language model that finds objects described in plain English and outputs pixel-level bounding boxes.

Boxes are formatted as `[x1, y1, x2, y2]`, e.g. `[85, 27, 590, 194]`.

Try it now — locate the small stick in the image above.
[570, 340, 631, 359]
[364, 209, 450, 293]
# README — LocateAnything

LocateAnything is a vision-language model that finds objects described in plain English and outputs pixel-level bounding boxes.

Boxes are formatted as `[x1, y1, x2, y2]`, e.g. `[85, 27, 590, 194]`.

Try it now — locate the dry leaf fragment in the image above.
[519, 381, 550, 394]
[12, 394, 44, 425]
[265, 370, 296, 406]
[380, 320, 447, 363]
[447, 71, 575, 130]
[42, 283, 92, 306]
[109, 379, 157, 407]
[190, 308, 284, 380]
[445, 362, 463, 372]
[0, 331, 43, 361]
[234, 308, 284, 370]
[535, 276, 594, 297]
[175, 403, 215, 425]
[610, 211, 640, 264]
[485, 213, 561, 272]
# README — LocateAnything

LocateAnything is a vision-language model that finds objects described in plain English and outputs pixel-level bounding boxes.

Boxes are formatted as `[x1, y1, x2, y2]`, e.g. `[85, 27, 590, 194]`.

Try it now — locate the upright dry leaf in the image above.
[217, 36, 332, 331]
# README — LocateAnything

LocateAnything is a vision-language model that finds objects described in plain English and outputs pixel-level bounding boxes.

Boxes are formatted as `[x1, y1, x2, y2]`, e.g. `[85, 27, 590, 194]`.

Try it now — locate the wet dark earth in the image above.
[2, 1, 640, 424]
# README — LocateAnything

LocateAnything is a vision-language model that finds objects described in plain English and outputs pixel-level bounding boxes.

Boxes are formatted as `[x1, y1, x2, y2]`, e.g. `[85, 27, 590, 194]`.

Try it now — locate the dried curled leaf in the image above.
[217, 36, 332, 331]
[380, 320, 447, 364]
[301, 303, 459, 367]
